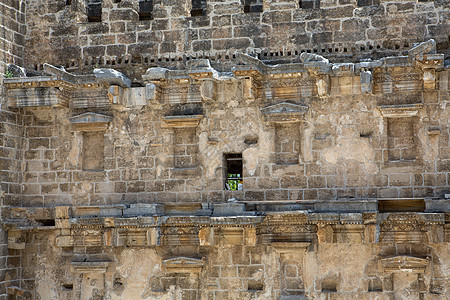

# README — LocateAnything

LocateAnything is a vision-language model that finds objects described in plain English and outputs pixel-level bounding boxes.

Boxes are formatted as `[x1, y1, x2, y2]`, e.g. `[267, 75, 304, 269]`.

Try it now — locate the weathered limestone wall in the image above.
[0, 98, 24, 299]
[23, 0, 449, 74]
[0, 0, 26, 74]
[0, 1, 27, 294]
[5, 59, 449, 206]
[3, 206, 449, 299]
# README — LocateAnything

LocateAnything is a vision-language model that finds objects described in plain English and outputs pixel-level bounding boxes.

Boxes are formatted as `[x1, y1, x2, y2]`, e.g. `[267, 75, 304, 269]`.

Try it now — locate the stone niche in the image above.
[378, 104, 422, 164]
[69, 112, 113, 171]
[261, 102, 309, 165]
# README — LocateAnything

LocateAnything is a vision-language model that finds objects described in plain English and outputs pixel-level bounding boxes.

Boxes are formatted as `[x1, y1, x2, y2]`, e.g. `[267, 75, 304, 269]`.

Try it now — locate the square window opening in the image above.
[243, 0, 263, 13]
[224, 153, 243, 190]
[139, 0, 153, 20]
[299, 0, 320, 9]
[86, 0, 102, 22]
[191, 0, 207, 16]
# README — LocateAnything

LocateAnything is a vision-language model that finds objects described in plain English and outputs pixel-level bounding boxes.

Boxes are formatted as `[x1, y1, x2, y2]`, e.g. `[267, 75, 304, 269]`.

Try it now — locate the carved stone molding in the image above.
[163, 115, 203, 128]
[69, 112, 113, 131]
[377, 103, 423, 118]
[71, 261, 111, 273]
[271, 242, 310, 253]
[261, 102, 309, 123]
[7, 87, 69, 108]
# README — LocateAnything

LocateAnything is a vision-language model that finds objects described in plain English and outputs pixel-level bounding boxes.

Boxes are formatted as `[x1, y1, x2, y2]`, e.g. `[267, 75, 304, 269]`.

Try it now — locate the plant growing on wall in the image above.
[4, 70, 14, 78]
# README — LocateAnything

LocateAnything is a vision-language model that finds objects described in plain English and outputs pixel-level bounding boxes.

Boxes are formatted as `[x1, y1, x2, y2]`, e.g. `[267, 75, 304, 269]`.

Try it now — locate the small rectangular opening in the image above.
[37, 219, 56, 226]
[357, 0, 379, 6]
[191, 0, 206, 16]
[139, 0, 153, 20]
[378, 199, 425, 213]
[86, 1, 102, 22]
[243, 0, 263, 13]
[224, 153, 243, 190]
[62, 284, 73, 290]
[299, 0, 320, 9]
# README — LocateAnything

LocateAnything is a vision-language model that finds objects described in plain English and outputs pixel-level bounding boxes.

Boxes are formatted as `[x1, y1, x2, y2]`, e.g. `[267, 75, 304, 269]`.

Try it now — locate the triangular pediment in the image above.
[69, 112, 113, 131]
[69, 112, 113, 124]
[380, 255, 429, 273]
[261, 102, 309, 115]
[163, 257, 204, 273]
[261, 102, 308, 123]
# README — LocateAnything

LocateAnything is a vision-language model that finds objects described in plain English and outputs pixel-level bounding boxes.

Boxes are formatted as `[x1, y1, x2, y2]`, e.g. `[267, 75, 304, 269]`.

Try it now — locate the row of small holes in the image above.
[36, 40, 414, 71]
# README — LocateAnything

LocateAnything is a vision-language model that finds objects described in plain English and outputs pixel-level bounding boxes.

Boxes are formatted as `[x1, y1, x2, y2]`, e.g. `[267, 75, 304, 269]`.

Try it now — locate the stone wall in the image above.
[4, 50, 449, 206]
[2, 205, 449, 299]
[0, 0, 27, 294]
[0, 92, 24, 299]
[23, 0, 449, 75]
[0, 0, 26, 74]
[0, 0, 449, 299]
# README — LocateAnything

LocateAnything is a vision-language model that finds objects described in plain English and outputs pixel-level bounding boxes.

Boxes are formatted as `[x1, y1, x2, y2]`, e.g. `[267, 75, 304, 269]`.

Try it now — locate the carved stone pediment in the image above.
[380, 256, 429, 273]
[377, 103, 423, 118]
[69, 112, 113, 131]
[261, 102, 309, 123]
[163, 257, 204, 273]
[163, 115, 203, 128]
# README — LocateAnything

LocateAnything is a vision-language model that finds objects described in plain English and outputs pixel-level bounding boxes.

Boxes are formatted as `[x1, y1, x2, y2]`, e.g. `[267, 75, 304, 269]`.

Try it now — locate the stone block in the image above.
[123, 204, 163, 216]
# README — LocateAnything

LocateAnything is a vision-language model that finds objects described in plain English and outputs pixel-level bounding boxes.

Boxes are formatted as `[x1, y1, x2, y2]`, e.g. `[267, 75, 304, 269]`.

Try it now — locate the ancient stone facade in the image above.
[0, 0, 449, 299]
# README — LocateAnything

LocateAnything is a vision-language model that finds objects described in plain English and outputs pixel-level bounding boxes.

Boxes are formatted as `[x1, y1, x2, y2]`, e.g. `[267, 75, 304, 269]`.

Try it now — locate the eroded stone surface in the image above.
[0, 0, 449, 299]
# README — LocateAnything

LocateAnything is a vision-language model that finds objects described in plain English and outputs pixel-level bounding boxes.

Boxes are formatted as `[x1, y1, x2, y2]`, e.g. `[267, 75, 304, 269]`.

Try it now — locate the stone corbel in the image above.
[200, 79, 217, 101]
[380, 256, 429, 273]
[423, 69, 436, 90]
[108, 85, 125, 105]
[69, 112, 113, 131]
[163, 115, 203, 128]
[360, 69, 373, 94]
[316, 75, 330, 97]
[233, 69, 262, 101]
[163, 257, 204, 274]
[261, 102, 309, 123]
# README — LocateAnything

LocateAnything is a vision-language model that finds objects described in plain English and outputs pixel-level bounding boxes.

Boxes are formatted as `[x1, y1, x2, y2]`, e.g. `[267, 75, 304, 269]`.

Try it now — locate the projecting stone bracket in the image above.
[261, 102, 309, 123]
[69, 112, 113, 131]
